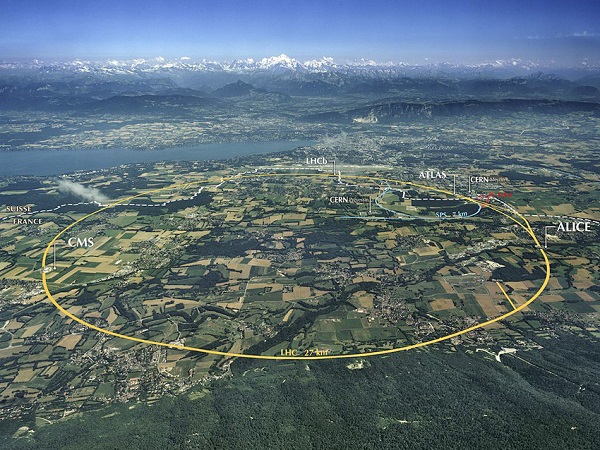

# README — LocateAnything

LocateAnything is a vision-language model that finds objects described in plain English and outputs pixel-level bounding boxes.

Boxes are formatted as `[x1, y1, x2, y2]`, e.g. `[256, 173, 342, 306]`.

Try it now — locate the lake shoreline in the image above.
[0, 140, 315, 177]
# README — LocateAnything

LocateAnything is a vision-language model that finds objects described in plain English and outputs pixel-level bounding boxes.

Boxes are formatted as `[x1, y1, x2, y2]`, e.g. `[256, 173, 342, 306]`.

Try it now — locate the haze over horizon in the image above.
[1, 0, 599, 67]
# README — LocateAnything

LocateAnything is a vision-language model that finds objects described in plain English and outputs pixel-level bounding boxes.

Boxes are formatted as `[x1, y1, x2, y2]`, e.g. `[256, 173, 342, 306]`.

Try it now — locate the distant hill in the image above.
[304, 99, 600, 123]
[260, 78, 343, 96]
[570, 85, 600, 98]
[212, 80, 289, 101]
[82, 94, 218, 114]
[0, 78, 210, 111]
[213, 80, 255, 97]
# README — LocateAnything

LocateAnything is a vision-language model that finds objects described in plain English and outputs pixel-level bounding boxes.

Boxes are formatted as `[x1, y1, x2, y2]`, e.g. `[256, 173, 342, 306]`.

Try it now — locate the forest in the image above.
[4, 332, 600, 450]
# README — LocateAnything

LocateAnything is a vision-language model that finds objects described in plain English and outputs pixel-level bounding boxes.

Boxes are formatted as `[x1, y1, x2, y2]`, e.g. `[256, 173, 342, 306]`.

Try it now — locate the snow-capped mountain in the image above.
[0, 54, 585, 75]
[0, 55, 597, 84]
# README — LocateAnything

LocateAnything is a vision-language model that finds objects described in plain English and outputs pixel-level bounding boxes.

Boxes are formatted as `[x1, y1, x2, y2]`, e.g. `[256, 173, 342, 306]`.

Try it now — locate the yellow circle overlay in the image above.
[42, 173, 551, 360]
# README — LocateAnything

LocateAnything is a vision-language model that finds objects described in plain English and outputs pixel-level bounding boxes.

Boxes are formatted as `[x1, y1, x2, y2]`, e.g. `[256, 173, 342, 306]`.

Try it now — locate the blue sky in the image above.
[1, 0, 599, 65]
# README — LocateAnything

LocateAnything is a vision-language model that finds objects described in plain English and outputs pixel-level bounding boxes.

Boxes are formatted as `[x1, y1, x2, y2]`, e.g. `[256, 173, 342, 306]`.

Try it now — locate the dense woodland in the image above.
[3, 332, 600, 450]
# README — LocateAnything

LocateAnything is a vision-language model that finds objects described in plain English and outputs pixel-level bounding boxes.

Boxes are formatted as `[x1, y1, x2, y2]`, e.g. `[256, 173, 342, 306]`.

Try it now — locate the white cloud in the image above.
[569, 31, 600, 37]
[523, 31, 600, 40]
[57, 179, 110, 203]
[322, 132, 348, 146]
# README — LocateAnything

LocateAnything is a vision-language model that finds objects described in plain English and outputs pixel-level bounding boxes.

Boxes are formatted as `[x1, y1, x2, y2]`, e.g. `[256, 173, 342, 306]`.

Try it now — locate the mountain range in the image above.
[1, 55, 599, 115]
[304, 99, 600, 123]
[1, 54, 599, 82]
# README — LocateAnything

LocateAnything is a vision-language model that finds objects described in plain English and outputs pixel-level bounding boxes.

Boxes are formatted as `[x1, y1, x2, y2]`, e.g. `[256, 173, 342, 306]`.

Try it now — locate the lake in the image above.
[0, 140, 314, 177]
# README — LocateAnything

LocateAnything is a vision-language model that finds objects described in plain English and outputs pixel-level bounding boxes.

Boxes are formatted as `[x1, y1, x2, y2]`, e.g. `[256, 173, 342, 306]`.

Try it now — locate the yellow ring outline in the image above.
[42, 173, 551, 360]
